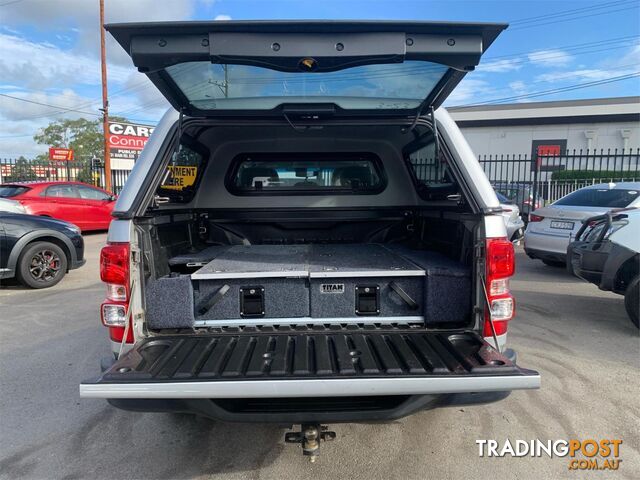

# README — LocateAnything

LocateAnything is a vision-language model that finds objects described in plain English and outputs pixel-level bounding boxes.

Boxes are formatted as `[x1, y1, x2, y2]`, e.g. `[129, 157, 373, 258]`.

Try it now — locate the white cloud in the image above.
[535, 69, 623, 83]
[214, 14, 232, 21]
[0, 0, 196, 153]
[507, 80, 534, 102]
[479, 58, 522, 73]
[0, 89, 102, 156]
[108, 73, 171, 122]
[444, 78, 496, 105]
[1, 0, 198, 67]
[509, 80, 527, 93]
[0, 33, 131, 90]
[534, 45, 640, 84]
[0, 89, 98, 122]
[527, 49, 574, 68]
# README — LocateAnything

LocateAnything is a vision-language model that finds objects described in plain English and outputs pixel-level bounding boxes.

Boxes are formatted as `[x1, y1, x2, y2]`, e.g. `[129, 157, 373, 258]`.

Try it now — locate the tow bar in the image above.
[285, 424, 336, 462]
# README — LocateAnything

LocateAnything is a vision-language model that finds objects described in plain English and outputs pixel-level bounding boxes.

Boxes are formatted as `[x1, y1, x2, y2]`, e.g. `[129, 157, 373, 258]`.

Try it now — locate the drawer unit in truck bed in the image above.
[145, 244, 471, 329]
[307, 244, 425, 320]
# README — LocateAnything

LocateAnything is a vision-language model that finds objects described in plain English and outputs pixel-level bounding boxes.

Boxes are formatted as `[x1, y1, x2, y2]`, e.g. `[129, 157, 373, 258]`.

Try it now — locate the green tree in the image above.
[6, 156, 37, 182]
[33, 116, 129, 185]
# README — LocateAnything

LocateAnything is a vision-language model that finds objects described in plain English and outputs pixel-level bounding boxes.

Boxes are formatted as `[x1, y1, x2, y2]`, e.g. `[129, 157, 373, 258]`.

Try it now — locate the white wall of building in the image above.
[459, 120, 640, 157]
[448, 97, 640, 157]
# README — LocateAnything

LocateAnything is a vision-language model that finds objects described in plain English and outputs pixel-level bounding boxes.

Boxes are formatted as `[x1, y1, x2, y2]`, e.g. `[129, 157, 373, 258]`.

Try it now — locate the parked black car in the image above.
[0, 213, 85, 288]
[567, 209, 639, 328]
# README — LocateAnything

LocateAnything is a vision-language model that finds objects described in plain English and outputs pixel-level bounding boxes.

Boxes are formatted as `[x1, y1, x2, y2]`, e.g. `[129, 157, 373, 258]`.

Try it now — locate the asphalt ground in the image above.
[1, 233, 638, 479]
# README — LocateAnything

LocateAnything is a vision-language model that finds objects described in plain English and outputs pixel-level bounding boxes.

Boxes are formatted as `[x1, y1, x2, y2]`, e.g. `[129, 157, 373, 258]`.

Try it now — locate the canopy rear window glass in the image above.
[165, 61, 449, 110]
[228, 153, 384, 194]
[554, 188, 639, 208]
[157, 144, 205, 203]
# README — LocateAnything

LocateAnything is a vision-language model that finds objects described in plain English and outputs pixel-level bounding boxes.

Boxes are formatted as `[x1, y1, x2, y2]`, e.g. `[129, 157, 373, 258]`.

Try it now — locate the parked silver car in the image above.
[524, 182, 640, 266]
[496, 192, 525, 242]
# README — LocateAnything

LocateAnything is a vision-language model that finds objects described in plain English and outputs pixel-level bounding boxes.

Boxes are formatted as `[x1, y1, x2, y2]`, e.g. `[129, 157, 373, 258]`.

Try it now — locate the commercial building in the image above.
[448, 96, 640, 157]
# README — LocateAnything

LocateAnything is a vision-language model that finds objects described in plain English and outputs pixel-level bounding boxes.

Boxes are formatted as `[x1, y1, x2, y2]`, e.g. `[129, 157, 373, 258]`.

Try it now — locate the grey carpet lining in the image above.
[146, 275, 195, 329]
[191, 244, 423, 278]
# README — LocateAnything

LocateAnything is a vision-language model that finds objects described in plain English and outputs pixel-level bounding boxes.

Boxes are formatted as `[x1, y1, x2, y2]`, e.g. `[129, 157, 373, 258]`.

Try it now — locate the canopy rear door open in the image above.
[106, 21, 507, 117]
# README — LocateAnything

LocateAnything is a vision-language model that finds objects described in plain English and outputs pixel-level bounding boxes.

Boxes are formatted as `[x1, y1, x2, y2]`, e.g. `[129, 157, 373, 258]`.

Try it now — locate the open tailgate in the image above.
[81, 327, 539, 399]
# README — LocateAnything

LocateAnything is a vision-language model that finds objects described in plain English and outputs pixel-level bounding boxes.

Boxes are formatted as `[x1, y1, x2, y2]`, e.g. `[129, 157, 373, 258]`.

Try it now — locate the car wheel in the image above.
[542, 259, 566, 267]
[16, 241, 68, 289]
[624, 276, 639, 328]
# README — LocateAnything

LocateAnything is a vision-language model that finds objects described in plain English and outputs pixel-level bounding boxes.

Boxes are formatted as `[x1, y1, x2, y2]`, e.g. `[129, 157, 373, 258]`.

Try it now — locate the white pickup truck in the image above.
[80, 20, 540, 460]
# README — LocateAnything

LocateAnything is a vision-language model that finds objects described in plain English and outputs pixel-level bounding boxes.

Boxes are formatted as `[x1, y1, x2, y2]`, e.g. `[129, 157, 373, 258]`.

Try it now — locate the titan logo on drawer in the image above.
[320, 283, 345, 294]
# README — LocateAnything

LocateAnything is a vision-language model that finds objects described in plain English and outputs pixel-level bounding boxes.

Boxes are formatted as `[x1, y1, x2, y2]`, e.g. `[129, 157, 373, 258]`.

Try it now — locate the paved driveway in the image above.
[1, 234, 638, 479]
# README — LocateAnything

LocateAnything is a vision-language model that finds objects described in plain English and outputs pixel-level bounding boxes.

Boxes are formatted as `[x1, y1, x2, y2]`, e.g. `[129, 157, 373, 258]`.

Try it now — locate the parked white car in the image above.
[524, 182, 640, 266]
[0, 197, 27, 213]
[496, 192, 525, 242]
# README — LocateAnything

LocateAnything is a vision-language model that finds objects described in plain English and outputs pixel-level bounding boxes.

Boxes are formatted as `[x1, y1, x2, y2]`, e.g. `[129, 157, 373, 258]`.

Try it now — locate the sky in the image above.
[0, 0, 639, 157]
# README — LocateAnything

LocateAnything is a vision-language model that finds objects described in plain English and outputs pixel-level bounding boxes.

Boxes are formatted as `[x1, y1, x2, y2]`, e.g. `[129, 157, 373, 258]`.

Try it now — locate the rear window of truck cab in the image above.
[227, 153, 385, 194]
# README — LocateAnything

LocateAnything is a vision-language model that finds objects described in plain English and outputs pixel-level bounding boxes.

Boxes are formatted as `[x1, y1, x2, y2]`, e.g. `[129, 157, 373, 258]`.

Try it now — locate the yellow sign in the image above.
[163, 166, 198, 190]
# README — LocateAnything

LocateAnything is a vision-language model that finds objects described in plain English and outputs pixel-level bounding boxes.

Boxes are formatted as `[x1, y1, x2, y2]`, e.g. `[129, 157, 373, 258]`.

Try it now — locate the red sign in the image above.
[536, 145, 561, 156]
[49, 147, 74, 161]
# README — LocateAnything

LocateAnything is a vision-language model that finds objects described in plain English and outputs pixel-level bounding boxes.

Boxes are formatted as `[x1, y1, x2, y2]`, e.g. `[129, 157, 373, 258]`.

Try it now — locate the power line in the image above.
[453, 72, 640, 108]
[5, 9, 639, 122]
[101, 33, 640, 114]
[485, 34, 639, 61]
[511, 4, 639, 31]
[123, 40, 636, 100]
[0, 133, 33, 138]
[509, 0, 635, 25]
[0, 93, 100, 117]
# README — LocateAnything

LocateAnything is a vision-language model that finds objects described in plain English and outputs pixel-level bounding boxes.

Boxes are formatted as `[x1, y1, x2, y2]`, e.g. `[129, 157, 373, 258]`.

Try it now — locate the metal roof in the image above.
[448, 96, 640, 127]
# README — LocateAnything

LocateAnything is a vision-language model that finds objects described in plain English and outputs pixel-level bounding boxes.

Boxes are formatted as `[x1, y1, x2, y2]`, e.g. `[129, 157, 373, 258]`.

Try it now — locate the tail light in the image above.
[483, 238, 515, 339]
[529, 214, 544, 222]
[99, 242, 133, 343]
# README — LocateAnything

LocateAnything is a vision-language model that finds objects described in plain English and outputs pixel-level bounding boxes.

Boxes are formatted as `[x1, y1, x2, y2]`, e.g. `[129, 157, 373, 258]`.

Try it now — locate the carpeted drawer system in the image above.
[145, 244, 471, 329]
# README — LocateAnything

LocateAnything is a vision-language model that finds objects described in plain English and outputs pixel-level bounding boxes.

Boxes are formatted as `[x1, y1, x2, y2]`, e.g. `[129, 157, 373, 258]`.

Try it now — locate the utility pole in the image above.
[99, 0, 112, 192]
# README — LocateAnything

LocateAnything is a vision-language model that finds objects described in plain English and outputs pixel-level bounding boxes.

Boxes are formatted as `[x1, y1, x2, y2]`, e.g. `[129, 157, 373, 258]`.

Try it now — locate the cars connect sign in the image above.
[49, 147, 74, 161]
[107, 121, 155, 167]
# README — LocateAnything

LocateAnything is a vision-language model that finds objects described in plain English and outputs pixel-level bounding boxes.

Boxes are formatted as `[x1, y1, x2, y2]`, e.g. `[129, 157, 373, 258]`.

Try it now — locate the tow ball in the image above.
[285, 424, 336, 462]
